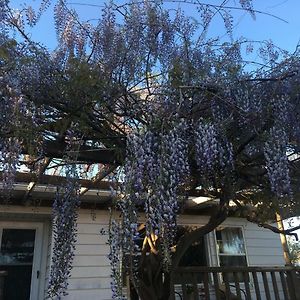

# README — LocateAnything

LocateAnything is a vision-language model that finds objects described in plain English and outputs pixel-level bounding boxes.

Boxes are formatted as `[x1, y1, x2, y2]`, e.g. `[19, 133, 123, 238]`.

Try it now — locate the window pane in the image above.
[219, 255, 247, 267]
[174, 235, 207, 284]
[179, 237, 207, 267]
[0, 229, 36, 300]
[3, 265, 33, 300]
[216, 227, 245, 255]
[0, 229, 35, 264]
[219, 256, 248, 282]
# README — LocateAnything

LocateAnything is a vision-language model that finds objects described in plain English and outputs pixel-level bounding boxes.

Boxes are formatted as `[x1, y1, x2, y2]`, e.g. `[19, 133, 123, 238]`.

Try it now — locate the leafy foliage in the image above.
[288, 237, 300, 266]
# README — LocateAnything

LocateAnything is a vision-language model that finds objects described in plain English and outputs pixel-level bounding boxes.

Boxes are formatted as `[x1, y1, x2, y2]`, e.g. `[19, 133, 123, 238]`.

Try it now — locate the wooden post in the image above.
[276, 212, 292, 266]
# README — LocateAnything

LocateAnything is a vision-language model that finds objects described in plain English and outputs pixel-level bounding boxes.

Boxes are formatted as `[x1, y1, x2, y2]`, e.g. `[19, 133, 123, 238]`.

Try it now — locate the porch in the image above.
[172, 266, 300, 300]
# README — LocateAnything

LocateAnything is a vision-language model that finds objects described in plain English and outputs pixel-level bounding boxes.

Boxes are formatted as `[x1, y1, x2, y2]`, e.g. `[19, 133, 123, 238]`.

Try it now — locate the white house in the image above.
[0, 181, 294, 300]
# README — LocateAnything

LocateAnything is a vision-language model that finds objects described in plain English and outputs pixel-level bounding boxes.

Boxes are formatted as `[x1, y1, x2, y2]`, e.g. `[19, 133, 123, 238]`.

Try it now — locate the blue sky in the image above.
[232, 0, 300, 52]
[8, 0, 300, 54]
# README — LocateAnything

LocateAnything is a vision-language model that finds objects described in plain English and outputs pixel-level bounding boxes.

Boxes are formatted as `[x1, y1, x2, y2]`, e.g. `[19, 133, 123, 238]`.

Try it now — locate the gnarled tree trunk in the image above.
[135, 206, 228, 300]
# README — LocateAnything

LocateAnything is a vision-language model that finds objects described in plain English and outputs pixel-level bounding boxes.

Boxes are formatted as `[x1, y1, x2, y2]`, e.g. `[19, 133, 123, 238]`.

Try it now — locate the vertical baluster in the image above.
[288, 269, 299, 300]
[180, 272, 188, 300]
[169, 285, 176, 300]
[192, 273, 200, 300]
[252, 271, 262, 300]
[203, 272, 210, 300]
[212, 271, 221, 300]
[279, 271, 289, 300]
[262, 271, 271, 300]
[243, 271, 252, 300]
[223, 272, 231, 300]
[233, 271, 242, 299]
[270, 271, 280, 300]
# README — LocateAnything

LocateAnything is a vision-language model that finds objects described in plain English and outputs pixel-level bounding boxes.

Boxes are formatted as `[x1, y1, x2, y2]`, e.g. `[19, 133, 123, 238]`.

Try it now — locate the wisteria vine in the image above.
[2, 1, 300, 300]
[264, 126, 292, 199]
[194, 119, 234, 185]
[47, 174, 80, 299]
[47, 130, 82, 299]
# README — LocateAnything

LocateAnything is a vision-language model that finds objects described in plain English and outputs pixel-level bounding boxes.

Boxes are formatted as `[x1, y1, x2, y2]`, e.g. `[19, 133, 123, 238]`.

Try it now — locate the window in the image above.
[216, 227, 247, 267]
[215, 227, 247, 281]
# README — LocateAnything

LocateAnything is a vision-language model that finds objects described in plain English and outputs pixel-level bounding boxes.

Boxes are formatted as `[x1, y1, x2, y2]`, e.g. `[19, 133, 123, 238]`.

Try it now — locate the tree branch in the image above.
[247, 217, 300, 241]
[172, 206, 228, 269]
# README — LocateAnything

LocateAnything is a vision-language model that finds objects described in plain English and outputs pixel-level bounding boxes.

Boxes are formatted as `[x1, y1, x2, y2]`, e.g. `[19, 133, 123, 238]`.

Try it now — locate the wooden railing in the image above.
[172, 266, 300, 300]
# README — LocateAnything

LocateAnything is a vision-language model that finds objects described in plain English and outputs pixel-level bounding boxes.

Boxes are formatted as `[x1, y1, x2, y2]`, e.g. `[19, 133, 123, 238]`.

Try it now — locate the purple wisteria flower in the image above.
[47, 178, 80, 299]
[194, 119, 234, 176]
[264, 127, 292, 199]
[0, 138, 21, 198]
[108, 120, 190, 298]
[47, 129, 82, 299]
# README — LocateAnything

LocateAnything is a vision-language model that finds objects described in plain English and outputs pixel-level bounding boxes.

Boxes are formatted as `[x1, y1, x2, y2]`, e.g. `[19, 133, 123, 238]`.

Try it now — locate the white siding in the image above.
[0, 206, 112, 300]
[176, 215, 286, 300]
[211, 217, 285, 267]
[65, 210, 111, 300]
[0, 207, 286, 300]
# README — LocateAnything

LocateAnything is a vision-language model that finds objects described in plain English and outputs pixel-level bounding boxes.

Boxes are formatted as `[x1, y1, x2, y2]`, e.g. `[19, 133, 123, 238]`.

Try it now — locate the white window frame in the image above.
[0, 221, 44, 300]
[214, 225, 249, 268]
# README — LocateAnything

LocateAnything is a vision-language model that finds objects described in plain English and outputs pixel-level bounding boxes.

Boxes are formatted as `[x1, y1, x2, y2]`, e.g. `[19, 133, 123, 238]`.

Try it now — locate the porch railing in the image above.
[172, 266, 300, 300]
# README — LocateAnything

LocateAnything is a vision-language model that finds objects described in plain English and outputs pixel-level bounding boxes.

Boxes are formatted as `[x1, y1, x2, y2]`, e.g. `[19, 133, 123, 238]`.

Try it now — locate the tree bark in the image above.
[135, 252, 165, 300]
[134, 188, 231, 300]
[133, 207, 228, 300]
[171, 208, 228, 270]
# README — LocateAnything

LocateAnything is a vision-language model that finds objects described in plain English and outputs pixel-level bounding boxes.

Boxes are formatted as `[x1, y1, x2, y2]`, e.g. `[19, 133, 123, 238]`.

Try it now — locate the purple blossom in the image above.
[0, 138, 21, 198]
[47, 177, 80, 299]
[108, 120, 191, 297]
[264, 127, 292, 199]
[47, 130, 82, 299]
[108, 218, 126, 300]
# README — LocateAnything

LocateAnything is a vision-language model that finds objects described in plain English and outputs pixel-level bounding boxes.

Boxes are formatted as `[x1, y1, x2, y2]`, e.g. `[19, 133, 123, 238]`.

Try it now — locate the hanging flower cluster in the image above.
[0, 138, 21, 197]
[108, 120, 190, 298]
[108, 217, 126, 300]
[194, 119, 234, 177]
[107, 134, 141, 299]
[0, 82, 45, 199]
[47, 130, 81, 299]
[47, 176, 80, 299]
[1, 138, 21, 195]
[194, 120, 218, 171]
[264, 127, 292, 199]
[144, 120, 190, 267]
[0, 87, 22, 198]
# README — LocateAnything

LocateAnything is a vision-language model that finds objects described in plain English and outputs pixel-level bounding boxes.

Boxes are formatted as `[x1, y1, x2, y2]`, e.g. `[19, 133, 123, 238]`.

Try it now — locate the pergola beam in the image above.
[21, 140, 125, 165]
[23, 157, 52, 202]
[80, 165, 117, 196]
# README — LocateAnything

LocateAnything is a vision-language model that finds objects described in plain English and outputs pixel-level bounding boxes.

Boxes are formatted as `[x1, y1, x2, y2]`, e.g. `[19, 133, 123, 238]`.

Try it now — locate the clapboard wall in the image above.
[66, 210, 112, 300]
[0, 206, 285, 300]
[177, 214, 286, 300]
